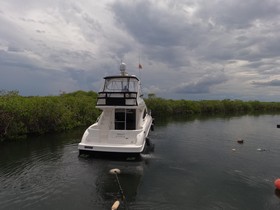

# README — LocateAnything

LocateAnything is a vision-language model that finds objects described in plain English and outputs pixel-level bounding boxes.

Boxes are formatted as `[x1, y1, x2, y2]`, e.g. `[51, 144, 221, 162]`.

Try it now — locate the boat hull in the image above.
[78, 142, 146, 153]
[78, 139, 154, 159]
[78, 148, 142, 159]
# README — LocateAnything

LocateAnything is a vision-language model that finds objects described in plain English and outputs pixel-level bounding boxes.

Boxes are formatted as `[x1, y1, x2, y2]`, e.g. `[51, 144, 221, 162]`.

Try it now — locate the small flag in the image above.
[138, 64, 142, 69]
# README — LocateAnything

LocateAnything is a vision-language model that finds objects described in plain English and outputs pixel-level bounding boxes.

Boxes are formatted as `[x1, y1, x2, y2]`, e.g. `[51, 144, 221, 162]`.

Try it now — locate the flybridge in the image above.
[96, 65, 142, 106]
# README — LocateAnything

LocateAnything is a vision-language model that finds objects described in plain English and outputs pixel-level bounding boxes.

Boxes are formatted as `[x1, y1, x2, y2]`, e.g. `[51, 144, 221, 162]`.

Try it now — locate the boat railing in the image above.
[97, 91, 138, 106]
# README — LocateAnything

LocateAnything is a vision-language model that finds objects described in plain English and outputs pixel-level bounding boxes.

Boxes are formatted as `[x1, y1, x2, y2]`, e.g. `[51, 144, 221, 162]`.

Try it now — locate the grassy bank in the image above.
[1, 90, 280, 141]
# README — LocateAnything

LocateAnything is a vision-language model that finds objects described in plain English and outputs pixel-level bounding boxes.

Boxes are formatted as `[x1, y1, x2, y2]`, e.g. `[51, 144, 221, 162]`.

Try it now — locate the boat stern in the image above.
[78, 128, 147, 155]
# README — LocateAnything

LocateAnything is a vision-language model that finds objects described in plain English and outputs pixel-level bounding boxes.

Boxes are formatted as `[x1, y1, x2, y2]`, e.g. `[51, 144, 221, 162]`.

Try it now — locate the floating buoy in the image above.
[111, 200, 120, 210]
[109, 168, 121, 174]
[275, 179, 280, 190]
[237, 138, 244, 144]
[257, 148, 266, 152]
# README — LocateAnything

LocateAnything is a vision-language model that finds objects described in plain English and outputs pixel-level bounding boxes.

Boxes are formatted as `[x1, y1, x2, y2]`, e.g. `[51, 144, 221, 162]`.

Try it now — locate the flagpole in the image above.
[138, 55, 142, 80]
[138, 55, 143, 95]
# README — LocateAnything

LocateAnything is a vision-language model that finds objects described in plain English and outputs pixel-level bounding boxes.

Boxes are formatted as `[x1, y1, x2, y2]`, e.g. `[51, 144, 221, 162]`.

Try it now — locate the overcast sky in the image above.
[1, 0, 280, 101]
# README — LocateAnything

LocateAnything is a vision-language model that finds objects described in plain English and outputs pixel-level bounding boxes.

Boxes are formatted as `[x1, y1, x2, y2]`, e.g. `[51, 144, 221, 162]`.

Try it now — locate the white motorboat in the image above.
[78, 62, 153, 157]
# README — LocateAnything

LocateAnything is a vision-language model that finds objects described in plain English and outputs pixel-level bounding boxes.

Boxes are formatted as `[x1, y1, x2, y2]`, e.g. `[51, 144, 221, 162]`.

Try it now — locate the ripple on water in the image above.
[228, 169, 272, 186]
[0, 144, 82, 209]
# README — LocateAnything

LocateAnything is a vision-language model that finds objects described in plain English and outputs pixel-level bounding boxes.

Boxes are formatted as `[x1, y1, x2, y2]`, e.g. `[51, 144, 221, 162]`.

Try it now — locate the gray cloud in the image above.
[252, 79, 280, 87]
[110, 0, 206, 67]
[1, 0, 280, 100]
[175, 71, 228, 94]
[197, 0, 280, 29]
[111, 1, 183, 47]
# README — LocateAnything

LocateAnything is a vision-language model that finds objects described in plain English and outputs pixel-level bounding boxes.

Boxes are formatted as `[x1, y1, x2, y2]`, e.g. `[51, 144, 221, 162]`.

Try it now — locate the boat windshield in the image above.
[102, 78, 138, 92]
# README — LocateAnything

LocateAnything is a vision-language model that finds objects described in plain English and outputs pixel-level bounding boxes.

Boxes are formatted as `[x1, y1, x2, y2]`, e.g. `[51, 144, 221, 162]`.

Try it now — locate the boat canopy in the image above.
[101, 76, 139, 93]
[97, 75, 143, 106]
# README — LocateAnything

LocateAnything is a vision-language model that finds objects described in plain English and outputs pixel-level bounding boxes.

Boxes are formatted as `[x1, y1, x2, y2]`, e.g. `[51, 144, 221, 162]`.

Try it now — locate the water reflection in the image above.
[76, 153, 153, 209]
[96, 161, 144, 201]
[1, 115, 280, 209]
[275, 189, 280, 199]
[77, 141, 155, 207]
[0, 129, 84, 210]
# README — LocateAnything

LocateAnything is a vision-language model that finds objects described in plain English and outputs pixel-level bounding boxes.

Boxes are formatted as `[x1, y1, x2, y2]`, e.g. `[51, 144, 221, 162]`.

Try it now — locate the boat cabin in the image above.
[95, 74, 148, 132]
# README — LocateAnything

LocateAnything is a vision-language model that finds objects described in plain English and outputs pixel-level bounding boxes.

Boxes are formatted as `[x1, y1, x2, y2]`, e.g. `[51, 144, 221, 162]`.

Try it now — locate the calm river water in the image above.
[1, 114, 280, 210]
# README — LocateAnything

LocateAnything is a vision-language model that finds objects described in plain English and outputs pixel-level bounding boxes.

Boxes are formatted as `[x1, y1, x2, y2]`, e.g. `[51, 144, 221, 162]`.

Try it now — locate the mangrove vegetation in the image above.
[145, 94, 280, 116]
[0, 90, 100, 141]
[1, 90, 280, 141]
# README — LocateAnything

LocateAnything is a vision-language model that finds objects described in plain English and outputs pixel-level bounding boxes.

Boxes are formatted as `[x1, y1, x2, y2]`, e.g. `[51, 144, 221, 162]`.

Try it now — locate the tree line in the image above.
[1, 90, 280, 141]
